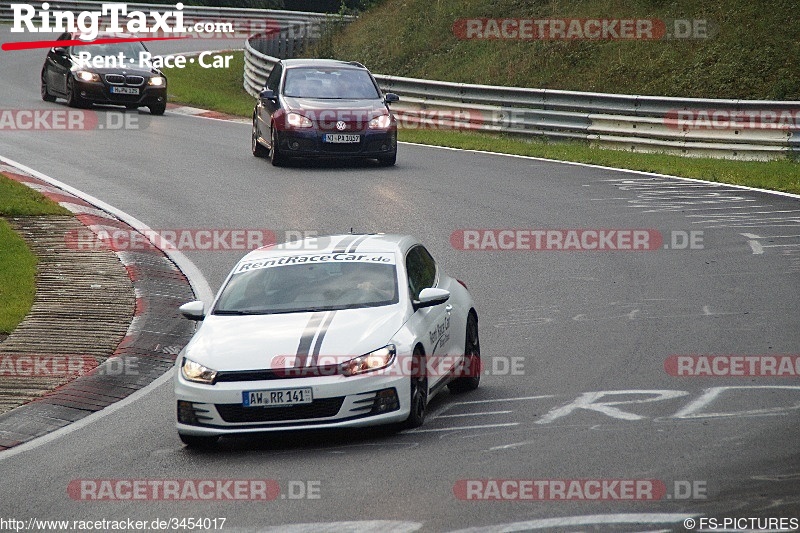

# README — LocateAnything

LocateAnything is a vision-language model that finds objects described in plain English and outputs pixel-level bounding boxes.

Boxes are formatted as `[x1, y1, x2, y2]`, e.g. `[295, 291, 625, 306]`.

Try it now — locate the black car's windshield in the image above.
[213, 253, 398, 315]
[283, 67, 380, 99]
[70, 41, 147, 61]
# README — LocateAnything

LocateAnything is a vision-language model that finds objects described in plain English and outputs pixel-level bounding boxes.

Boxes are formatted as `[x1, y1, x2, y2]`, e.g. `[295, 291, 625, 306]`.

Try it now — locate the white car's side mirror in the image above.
[415, 288, 450, 309]
[179, 300, 205, 321]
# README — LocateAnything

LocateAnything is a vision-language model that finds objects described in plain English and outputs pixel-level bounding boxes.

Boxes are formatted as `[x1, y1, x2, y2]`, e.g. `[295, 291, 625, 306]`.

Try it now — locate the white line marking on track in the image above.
[488, 440, 536, 450]
[407, 423, 519, 433]
[453, 395, 556, 405]
[687, 209, 800, 217]
[672, 386, 800, 420]
[746, 240, 765, 254]
[437, 411, 513, 418]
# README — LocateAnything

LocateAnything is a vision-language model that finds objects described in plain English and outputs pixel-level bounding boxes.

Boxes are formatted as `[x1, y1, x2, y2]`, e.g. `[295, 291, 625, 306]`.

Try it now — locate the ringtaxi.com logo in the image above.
[0, 109, 140, 131]
[450, 229, 704, 251]
[9, 4, 287, 41]
[11, 2, 201, 41]
[453, 479, 707, 501]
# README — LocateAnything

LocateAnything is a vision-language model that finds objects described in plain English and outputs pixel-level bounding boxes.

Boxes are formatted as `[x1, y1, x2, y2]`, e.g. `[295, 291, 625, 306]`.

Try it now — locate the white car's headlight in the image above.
[181, 357, 217, 384]
[369, 114, 392, 129]
[148, 76, 165, 86]
[76, 70, 100, 82]
[286, 112, 312, 128]
[340, 345, 396, 377]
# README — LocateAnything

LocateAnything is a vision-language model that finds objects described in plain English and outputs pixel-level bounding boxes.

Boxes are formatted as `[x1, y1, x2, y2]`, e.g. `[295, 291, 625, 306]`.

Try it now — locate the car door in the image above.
[405, 245, 452, 389]
[45, 32, 72, 94]
[257, 62, 282, 147]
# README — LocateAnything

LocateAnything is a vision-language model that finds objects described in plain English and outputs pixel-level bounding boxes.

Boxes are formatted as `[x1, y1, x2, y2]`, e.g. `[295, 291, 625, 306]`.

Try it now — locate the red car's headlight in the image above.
[287, 113, 313, 128]
[369, 114, 393, 129]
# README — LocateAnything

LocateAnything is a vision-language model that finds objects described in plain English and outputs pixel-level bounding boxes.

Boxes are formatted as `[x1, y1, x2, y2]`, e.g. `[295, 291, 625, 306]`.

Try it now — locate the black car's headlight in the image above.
[340, 345, 396, 377]
[181, 357, 217, 384]
[75, 70, 100, 82]
[148, 76, 165, 87]
[369, 114, 392, 129]
[286, 112, 313, 128]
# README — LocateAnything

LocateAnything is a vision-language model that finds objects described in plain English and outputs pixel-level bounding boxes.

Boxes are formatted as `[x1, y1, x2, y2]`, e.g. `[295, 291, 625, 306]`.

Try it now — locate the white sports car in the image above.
[174, 234, 480, 447]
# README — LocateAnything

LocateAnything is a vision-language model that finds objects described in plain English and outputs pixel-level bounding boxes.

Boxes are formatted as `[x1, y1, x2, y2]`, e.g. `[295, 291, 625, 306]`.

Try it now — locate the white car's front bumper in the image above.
[175, 369, 411, 436]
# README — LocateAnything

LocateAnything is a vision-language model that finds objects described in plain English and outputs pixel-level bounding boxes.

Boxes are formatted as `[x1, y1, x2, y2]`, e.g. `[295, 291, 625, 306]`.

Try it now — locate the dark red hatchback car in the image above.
[252, 59, 399, 166]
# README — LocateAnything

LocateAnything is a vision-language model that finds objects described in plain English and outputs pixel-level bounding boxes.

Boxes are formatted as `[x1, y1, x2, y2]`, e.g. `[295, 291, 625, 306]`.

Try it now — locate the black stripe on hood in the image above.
[294, 312, 325, 367]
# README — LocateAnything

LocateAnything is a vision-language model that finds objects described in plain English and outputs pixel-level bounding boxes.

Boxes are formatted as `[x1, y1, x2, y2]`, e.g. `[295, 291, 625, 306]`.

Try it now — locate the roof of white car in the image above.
[240, 234, 417, 262]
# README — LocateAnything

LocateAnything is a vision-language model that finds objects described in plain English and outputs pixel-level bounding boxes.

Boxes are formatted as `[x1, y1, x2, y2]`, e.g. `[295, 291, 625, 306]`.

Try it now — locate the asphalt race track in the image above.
[1, 27, 799, 532]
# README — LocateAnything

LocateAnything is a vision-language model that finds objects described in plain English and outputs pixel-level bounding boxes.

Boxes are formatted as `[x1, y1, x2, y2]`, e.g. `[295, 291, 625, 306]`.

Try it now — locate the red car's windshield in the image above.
[283, 67, 380, 99]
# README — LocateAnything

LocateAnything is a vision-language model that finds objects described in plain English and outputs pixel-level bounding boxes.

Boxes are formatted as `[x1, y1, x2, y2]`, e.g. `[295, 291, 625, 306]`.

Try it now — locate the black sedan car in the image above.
[252, 59, 399, 166]
[41, 33, 167, 115]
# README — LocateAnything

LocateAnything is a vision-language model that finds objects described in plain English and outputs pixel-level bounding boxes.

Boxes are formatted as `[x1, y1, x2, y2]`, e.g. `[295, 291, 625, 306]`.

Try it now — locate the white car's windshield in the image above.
[214, 260, 398, 314]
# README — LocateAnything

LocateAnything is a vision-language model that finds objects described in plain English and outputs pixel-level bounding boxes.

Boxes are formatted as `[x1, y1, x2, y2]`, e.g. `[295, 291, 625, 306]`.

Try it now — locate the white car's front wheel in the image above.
[449, 312, 480, 393]
[404, 348, 428, 429]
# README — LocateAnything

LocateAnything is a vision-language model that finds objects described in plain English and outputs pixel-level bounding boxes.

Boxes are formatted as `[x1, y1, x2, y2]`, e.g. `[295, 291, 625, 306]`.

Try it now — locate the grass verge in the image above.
[0, 174, 70, 334]
[164, 51, 800, 196]
[163, 52, 255, 117]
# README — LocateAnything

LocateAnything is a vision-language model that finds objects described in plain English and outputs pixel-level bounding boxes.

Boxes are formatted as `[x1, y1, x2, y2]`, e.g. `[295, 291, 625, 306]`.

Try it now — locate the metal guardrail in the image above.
[244, 34, 800, 160]
[246, 21, 319, 59]
[244, 34, 280, 95]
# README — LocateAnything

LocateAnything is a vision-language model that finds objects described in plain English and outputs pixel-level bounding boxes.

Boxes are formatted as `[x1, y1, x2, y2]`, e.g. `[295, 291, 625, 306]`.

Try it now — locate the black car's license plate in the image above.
[323, 134, 360, 143]
[242, 388, 313, 407]
[110, 86, 140, 95]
